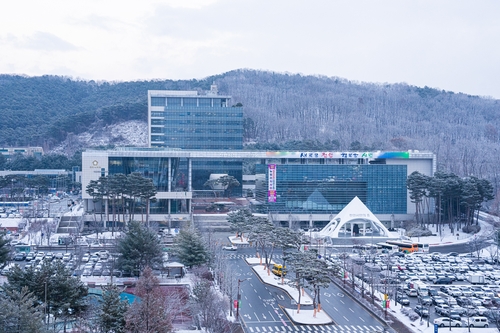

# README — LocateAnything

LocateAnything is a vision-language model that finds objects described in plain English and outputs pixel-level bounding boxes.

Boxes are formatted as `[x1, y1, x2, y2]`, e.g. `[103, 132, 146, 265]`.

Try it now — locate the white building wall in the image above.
[386, 155, 435, 217]
[81, 152, 109, 200]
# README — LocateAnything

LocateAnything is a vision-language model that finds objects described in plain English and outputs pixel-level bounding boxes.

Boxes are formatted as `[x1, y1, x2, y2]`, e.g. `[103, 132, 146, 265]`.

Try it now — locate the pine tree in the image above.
[4, 260, 88, 324]
[97, 284, 128, 333]
[173, 228, 208, 268]
[117, 221, 163, 277]
[0, 287, 48, 333]
[0, 233, 9, 266]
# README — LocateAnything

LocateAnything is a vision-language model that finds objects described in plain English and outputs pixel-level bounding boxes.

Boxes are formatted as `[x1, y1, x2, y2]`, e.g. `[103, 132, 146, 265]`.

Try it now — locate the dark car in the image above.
[419, 296, 433, 306]
[440, 286, 450, 293]
[434, 277, 453, 285]
[13, 252, 26, 261]
[428, 288, 439, 297]
[415, 305, 429, 317]
[397, 293, 410, 306]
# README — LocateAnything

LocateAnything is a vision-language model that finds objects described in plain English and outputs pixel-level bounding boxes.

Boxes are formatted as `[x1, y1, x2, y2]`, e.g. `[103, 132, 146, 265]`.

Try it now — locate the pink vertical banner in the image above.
[268, 164, 276, 202]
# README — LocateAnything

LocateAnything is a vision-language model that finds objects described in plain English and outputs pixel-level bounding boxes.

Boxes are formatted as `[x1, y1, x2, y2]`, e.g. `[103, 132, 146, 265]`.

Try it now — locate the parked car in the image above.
[435, 304, 450, 316]
[406, 288, 418, 297]
[434, 277, 453, 284]
[25, 252, 36, 261]
[397, 294, 410, 306]
[475, 306, 488, 316]
[434, 317, 462, 327]
[415, 305, 429, 317]
[468, 317, 489, 328]
[81, 253, 90, 263]
[418, 295, 433, 305]
[13, 252, 26, 261]
[97, 250, 109, 259]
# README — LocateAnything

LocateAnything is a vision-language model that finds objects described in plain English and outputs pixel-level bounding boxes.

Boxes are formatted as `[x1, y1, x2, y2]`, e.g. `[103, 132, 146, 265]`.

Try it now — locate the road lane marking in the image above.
[339, 299, 345, 304]
[359, 317, 365, 322]
[334, 306, 338, 311]
[349, 308, 354, 313]
[254, 312, 260, 321]
[343, 316, 349, 322]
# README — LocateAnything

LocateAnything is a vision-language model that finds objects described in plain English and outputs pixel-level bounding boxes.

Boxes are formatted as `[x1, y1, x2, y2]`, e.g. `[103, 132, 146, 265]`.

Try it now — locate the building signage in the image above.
[265, 151, 410, 159]
[268, 164, 276, 202]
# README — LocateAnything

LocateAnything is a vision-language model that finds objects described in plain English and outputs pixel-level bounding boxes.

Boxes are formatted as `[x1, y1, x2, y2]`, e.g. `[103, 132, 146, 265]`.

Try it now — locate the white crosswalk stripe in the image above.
[245, 325, 385, 333]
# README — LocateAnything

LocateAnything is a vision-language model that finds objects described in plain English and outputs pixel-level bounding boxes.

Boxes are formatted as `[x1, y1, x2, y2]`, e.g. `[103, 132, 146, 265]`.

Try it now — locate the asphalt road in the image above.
[230, 246, 385, 333]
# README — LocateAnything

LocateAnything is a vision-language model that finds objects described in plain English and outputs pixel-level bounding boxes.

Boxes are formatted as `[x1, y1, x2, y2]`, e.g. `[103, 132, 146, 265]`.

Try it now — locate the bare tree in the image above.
[125, 267, 174, 333]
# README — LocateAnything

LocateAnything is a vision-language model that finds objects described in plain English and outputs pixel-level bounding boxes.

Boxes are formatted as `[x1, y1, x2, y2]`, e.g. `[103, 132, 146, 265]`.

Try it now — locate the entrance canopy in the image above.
[319, 196, 390, 238]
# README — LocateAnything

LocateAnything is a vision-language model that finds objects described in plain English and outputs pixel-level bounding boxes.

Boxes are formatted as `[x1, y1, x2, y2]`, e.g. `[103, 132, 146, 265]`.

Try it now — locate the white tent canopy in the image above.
[318, 196, 390, 238]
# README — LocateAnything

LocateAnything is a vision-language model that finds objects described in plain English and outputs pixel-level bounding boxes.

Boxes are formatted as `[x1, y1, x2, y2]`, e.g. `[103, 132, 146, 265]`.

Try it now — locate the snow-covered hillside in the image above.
[50, 120, 148, 156]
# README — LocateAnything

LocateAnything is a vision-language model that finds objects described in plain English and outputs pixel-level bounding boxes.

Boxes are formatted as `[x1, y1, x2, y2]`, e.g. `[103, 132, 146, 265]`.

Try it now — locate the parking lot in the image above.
[329, 250, 500, 328]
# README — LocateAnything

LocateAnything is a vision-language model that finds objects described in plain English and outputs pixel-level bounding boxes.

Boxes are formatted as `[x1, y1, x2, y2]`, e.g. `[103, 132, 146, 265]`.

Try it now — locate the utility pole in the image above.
[236, 278, 250, 321]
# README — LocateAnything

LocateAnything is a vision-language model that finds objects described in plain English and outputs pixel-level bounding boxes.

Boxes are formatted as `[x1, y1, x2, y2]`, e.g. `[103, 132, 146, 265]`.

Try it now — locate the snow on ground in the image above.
[245, 257, 332, 325]
[234, 217, 500, 330]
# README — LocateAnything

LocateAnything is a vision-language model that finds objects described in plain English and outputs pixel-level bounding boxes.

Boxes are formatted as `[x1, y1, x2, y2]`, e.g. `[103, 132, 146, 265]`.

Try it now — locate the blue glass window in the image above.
[151, 97, 165, 106]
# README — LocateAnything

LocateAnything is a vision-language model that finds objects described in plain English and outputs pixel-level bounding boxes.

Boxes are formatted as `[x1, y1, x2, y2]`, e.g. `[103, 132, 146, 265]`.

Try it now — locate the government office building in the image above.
[81, 88, 435, 229]
[81, 149, 435, 229]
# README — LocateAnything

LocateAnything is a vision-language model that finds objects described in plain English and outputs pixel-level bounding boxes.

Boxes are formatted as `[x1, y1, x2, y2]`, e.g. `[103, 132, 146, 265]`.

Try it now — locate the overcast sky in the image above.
[1, 0, 499, 98]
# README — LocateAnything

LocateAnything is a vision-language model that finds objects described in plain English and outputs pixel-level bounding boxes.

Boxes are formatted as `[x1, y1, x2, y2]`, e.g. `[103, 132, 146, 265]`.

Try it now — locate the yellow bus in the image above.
[386, 240, 418, 253]
[272, 264, 286, 277]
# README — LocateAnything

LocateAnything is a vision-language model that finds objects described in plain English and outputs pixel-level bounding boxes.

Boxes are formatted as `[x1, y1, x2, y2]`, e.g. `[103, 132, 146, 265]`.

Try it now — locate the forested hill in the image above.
[1, 70, 500, 187]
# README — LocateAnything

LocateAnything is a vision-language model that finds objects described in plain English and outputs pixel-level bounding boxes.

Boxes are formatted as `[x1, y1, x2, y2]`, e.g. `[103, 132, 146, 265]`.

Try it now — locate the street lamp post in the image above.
[236, 278, 250, 321]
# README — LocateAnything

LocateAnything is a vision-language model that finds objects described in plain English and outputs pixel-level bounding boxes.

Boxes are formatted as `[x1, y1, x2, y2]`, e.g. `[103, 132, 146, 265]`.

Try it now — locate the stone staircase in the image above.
[193, 213, 231, 231]
[57, 215, 83, 234]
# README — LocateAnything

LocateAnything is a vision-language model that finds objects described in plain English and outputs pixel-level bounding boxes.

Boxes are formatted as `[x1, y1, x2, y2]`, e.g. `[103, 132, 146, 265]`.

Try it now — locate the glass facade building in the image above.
[147, 88, 244, 197]
[255, 164, 408, 215]
[148, 88, 243, 150]
[107, 155, 243, 214]
[82, 149, 435, 226]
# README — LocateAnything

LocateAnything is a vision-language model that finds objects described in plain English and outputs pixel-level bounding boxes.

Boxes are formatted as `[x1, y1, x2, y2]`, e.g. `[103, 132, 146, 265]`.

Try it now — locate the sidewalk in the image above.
[245, 257, 332, 325]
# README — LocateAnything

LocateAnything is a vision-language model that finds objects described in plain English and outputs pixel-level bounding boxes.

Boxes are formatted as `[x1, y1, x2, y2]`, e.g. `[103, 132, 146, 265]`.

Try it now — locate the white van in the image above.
[469, 317, 489, 328]
[416, 283, 429, 297]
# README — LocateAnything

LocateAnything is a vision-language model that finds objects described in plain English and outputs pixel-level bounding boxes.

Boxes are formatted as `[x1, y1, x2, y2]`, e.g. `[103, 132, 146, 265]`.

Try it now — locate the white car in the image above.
[97, 250, 109, 259]
[81, 253, 90, 263]
[434, 317, 462, 327]
[222, 245, 238, 251]
[476, 306, 488, 316]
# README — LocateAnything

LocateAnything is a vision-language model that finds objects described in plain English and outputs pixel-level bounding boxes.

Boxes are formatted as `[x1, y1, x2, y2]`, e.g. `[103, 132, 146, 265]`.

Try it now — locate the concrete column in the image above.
[168, 158, 171, 192]
[188, 158, 192, 192]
